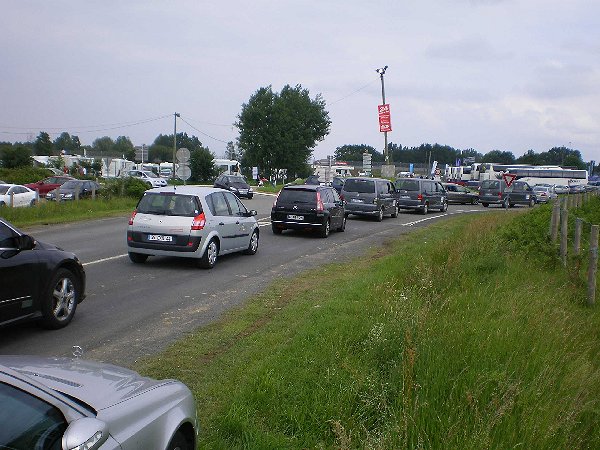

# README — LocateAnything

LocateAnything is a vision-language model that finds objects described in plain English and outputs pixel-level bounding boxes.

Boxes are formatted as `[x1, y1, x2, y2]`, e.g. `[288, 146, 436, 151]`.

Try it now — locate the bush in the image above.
[99, 177, 149, 200]
[0, 167, 54, 185]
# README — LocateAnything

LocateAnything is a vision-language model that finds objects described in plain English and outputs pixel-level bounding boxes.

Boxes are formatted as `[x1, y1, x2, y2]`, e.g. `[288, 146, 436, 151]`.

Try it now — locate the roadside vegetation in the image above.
[138, 200, 600, 449]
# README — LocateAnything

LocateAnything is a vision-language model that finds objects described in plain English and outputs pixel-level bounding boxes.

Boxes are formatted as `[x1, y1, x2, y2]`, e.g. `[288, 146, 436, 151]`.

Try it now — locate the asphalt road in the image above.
[0, 194, 491, 367]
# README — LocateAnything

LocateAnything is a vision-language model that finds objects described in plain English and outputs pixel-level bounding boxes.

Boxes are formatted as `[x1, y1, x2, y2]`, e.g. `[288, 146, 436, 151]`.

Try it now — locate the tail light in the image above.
[498, 192, 502, 199]
[273, 191, 281, 207]
[417, 193, 423, 201]
[128, 210, 137, 226]
[192, 212, 206, 230]
[316, 192, 324, 212]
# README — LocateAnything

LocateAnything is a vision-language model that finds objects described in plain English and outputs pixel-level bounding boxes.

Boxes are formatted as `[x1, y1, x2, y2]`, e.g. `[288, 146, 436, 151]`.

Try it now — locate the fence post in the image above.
[560, 207, 568, 267]
[9, 192, 14, 207]
[588, 225, 599, 306]
[550, 200, 560, 241]
[574, 218, 582, 256]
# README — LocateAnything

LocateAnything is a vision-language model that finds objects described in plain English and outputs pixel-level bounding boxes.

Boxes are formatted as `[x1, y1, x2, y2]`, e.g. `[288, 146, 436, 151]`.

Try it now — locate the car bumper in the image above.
[345, 203, 379, 215]
[397, 199, 425, 211]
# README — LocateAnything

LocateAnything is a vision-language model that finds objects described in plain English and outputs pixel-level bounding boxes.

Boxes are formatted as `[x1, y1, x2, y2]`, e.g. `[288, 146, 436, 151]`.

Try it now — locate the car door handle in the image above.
[219, 222, 225, 226]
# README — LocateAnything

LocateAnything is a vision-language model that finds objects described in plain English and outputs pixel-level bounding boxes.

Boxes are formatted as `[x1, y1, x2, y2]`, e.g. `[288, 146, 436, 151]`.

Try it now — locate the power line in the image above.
[178, 116, 232, 144]
[328, 77, 379, 105]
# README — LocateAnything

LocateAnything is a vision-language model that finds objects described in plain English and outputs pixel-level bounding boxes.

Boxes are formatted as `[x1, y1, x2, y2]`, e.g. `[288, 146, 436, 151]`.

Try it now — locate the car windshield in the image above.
[481, 180, 500, 189]
[343, 179, 375, 194]
[277, 189, 316, 204]
[395, 179, 420, 191]
[136, 193, 200, 217]
[227, 176, 247, 184]
[144, 171, 159, 178]
[0, 185, 10, 194]
[61, 181, 80, 189]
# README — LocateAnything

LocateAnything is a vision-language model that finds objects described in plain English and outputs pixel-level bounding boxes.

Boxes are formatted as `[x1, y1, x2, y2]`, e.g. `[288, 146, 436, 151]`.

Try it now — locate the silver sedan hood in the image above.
[0, 355, 170, 411]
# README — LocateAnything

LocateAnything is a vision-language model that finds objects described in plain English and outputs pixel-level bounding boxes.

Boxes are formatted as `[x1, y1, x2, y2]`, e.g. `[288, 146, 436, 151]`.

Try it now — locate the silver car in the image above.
[0, 354, 197, 449]
[127, 186, 259, 268]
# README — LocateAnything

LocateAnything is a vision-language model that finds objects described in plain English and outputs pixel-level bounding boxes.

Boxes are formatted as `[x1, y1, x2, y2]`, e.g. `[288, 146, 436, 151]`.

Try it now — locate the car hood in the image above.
[0, 355, 168, 411]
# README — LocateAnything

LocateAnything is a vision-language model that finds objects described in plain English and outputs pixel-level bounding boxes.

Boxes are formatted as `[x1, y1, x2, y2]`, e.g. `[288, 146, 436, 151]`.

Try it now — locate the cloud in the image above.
[426, 36, 512, 62]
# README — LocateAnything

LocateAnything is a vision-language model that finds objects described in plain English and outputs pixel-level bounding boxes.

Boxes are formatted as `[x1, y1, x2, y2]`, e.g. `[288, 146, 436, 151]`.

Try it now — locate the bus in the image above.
[473, 163, 588, 187]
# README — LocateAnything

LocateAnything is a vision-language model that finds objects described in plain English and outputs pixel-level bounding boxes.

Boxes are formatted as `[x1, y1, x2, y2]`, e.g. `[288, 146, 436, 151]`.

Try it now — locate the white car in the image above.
[127, 186, 259, 268]
[126, 170, 168, 188]
[0, 184, 37, 207]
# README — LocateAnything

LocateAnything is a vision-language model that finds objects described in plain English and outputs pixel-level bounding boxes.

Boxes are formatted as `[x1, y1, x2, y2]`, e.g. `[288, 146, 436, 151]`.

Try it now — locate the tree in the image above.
[225, 141, 242, 161]
[0, 144, 33, 168]
[148, 145, 171, 163]
[334, 144, 381, 162]
[189, 147, 217, 182]
[481, 150, 516, 164]
[34, 132, 53, 156]
[150, 132, 206, 163]
[92, 136, 115, 157]
[114, 136, 135, 160]
[53, 132, 81, 154]
[237, 84, 331, 178]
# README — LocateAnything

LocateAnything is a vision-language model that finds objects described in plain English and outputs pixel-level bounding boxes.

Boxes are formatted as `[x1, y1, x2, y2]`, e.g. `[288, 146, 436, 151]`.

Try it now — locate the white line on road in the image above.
[83, 254, 128, 266]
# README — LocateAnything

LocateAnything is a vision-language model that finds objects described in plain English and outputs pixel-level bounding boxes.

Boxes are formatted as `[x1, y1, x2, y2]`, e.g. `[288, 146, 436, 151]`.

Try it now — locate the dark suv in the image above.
[479, 180, 536, 208]
[214, 174, 253, 199]
[340, 177, 398, 221]
[395, 178, 448, 214]
[271, 184, 345, 238]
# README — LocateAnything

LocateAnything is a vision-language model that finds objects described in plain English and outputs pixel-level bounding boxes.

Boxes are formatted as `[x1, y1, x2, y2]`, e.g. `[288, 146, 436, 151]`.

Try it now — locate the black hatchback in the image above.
[271, 184, 346, 238]
[214, 174, 254, 199]
[0, 218, 86, 329]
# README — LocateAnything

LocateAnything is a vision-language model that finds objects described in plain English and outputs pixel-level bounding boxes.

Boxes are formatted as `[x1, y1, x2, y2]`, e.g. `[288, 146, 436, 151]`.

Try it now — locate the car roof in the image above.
[282, 184, 321, 191]
[144, 185, 227, 196]
[346, 177, 387, 182]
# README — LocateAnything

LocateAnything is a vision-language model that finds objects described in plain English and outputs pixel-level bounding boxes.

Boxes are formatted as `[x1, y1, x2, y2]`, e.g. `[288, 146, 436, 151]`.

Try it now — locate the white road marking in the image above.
[83, 254, 128, 266]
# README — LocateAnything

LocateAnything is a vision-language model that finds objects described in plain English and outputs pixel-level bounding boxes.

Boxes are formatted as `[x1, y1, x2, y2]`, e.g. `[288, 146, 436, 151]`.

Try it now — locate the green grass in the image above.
[137, 202, 600, 449]
[0, 197, 137, 228]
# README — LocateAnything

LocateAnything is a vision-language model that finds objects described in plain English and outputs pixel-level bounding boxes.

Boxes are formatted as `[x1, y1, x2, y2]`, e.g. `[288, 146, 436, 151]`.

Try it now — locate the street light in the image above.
[375, 65, 389, 164]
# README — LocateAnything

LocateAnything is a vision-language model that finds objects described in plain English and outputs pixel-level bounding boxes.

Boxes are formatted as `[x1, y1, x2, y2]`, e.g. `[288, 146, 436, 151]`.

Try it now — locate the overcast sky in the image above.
[1, 0, 598, 163]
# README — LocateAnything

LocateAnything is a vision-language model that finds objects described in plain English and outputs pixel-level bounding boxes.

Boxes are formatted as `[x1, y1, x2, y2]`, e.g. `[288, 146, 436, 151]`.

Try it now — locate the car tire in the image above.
[440, 200, 448, 212]
[320, 219, 330, 238]
[166, 430, 191, 450]
[421, 203, 428, 215]
[271, 224, 283, 234]
[244, 229, 259, 255]
[376, 207, 384, 222]
[482, 203, 489, 207]
[40, 268, 79, 329]
[128, 252, 148, 264]
[391, 205, 398, 218]
[529, 197, 535, 207]
[337, 215, 346, 232]
[30, 199, 37, 206]
[199, 239, 219, 269]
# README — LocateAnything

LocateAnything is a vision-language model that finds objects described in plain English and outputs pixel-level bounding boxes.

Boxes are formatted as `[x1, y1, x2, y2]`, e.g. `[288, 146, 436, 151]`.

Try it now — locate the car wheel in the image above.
[503, 198, 509, 209]
[376, 207, 384, 222]
[244, 229, 259, 255]
[338, 215, 346, 232]
[320, 219, 330, 238]
[529, 197, 535, 207]
[421, 203, 428, 215]
[129, 252, 148, 263]
[482, 203, 489, 207]
[199, 239, 219, 269]
[271, 224, 283, 234]
[248, 194, 253, 199]
[391, 205, 398, 218]
[40, 268, 79, 329]
[166, 430, 191, 450]
[441, 200, 448, 212]
[30, 199, 37, 206]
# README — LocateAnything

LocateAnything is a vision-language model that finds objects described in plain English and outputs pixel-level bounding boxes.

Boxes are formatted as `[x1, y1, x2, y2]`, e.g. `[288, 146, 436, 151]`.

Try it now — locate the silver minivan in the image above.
[127, 186, 259, 268]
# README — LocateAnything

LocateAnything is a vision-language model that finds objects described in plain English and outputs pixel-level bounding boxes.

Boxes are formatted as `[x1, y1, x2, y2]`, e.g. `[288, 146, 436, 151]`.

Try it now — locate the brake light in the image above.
[192, 212, 206, 230]
[128, 210, 137, 225]
[417, 193, 423, 201]
[316, 192, 324, 212]
[498, 192, 502, 199]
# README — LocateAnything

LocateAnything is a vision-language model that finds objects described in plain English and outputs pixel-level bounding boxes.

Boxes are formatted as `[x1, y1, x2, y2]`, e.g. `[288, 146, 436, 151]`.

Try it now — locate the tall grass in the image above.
[138, 209, 600, 449]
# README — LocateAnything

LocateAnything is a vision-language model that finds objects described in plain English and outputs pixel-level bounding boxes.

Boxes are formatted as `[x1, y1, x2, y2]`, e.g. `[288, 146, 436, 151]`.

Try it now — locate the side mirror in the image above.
[16, 234, 35, 251]
[249, 209, 257, 216]
[62, 417, 109, 450]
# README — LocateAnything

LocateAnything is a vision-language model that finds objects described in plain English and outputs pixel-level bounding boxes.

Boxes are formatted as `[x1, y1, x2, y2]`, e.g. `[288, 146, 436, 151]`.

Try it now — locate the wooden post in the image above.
[588, 225, 599, 306]
[550, 200, 561, 241]
[560, 207, 568, 267]
[574, 218, 582, 256]
[9, 192, 14, 207]
[92, 186, 96, 200]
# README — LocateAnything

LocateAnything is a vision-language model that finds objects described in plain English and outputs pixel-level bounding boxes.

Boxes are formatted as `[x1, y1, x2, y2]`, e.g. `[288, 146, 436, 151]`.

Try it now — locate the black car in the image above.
[271, 184, 345, 237]
[331, 176, 345, 194]
[0, 218, 86, 328]
[395, 178, 448, 214]
[46, 180, 101, 201]
[442, 183, 479, 205]
[213, 174, 253, 199]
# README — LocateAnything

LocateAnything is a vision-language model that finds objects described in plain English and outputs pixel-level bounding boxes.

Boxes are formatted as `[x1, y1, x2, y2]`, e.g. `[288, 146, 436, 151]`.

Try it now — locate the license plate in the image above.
[350, 198, 364, 203]
[147, 234, 173, 242]
[287, 214, 304, 221]
[400, 195, 410, 199]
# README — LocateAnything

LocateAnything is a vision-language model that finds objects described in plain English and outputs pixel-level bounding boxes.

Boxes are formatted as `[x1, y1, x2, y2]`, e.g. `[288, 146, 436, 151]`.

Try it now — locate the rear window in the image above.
[277, 189, 317, 204]
[343, 179, 375, 194]
[395, 179, 420, 191]
[481, 180, 500, 189]
[136, 193, 200, 217]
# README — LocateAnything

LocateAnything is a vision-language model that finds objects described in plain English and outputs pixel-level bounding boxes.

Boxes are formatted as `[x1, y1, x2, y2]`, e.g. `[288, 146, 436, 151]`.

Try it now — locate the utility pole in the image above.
[376, 65, 389, 164]
[173, 112, 180, 180]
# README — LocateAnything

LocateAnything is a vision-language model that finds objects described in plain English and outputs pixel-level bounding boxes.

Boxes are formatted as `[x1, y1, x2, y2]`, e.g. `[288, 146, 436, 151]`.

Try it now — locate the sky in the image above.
[1, 0, 599, 163]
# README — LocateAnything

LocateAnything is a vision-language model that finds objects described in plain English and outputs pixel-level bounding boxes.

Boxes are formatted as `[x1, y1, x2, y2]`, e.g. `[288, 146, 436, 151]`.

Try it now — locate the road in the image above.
[0, 194, 490, 367]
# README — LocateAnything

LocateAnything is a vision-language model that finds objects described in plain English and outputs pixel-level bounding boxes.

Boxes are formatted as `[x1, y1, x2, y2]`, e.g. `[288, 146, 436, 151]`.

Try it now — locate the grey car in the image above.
[0, 354, 197, 449]
[341, 177, 398, 221]
[479, 180, 536, 208]
[395, 178, 448, 214]
[127, 186, 259, 269]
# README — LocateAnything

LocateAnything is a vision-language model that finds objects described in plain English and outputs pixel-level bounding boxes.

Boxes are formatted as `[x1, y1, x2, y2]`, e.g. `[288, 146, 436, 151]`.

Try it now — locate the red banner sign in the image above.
[378, 104, 392, 132]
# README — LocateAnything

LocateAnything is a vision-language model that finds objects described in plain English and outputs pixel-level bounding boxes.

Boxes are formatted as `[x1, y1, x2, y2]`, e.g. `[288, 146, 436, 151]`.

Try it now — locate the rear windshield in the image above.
[395, 179, 420, 191]
[481, 180, 500, 189]
[136, 193, 200, 217]
[343, 179, 375, 194]
[277, 189, 316, 204]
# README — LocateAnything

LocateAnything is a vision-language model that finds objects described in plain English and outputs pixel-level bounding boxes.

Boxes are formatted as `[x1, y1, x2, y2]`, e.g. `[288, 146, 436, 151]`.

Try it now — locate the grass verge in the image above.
[137, 205, 600, 448]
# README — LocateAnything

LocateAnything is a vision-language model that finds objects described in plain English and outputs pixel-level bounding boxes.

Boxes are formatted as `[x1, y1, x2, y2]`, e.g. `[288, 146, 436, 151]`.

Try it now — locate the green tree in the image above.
[92, 136, 115, 157]
[150, 132, 206, 163]
[34, 132, 54, 156]
[335, 144, 382, 162]
[481, 150, 516, 164]
[53, 132, 81, 154]
[114, 136, 136, 160]
[0, 144, 33, 168]
[236, 84, 331, 178]
[225, 141, 243, 161]
[189, 147, 217, 182]
[148, 145, 171, 163]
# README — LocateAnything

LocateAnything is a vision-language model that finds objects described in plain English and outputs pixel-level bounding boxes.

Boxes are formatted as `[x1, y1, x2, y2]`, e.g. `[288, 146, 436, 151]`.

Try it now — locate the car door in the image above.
[320, 188, 341, 229]
[207, 192, 237, 252]
[0, 222, 38, 323]
[329, 188, 345, 228]
[223, 191, 253, 251]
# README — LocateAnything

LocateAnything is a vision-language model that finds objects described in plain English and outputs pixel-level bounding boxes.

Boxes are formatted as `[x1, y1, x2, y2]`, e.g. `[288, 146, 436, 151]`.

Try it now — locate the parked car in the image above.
[533, 185, 557, 203]
[24, 175, 75, 196]
[126, 169, 168, 188]
[569, 184, 587, 194]
[479, 180, 536, 208]
[127, 186, 259, 269]
[0, 354, 197, 450]
[331, 176, 345, 194]
[341, 177, 399, 221]
[271, 184, 345, 237]
[46, 180, 101, 201]
[0, 218, 86, 329]
[213, 174, 254, 199]
[395, 178, 448, 214]
[0, 184, 37, 207]
[442, 183, 479, 205]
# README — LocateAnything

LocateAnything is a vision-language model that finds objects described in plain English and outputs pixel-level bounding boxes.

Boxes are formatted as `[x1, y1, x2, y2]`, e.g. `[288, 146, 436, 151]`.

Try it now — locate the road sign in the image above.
[378, 104, 392, 132]
[502, 173, 517, 187]
[176, 148, 190, 163]
[176, 164, 191, 180]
